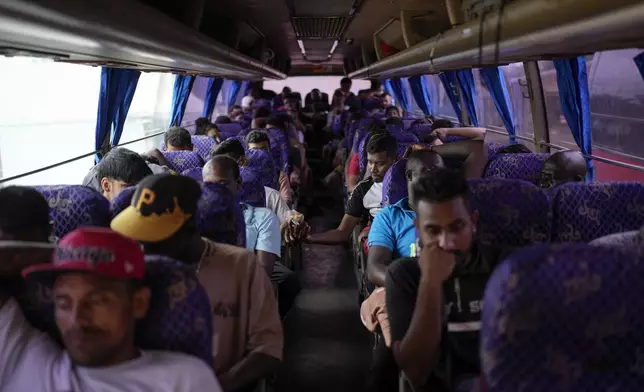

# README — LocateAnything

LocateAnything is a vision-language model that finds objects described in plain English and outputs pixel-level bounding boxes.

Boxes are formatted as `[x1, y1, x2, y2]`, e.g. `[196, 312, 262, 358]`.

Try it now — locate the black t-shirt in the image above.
[345, 177, 383, 223]
[385, 240, 512, 391]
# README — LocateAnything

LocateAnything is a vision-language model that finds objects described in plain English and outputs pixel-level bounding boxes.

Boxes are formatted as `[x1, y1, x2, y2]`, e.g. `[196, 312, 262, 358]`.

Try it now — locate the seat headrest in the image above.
[382, 159, 408, 206]
[182, 167, 204, 183]
[109, 186, 137, 219]
[161, 151, 204, 173]
[136, 256, 213, 364]
[483, 153, 550, 185]
[482, 243, 644, 391]
[239, 167, 266, 208]
[35, 185, 110, 241]
[551, 181, 644, 242]
[196, 182, 245, 247]
[245, 149, 278, 190]
[469, 179, 550, 246]
[191, 135, 218, 162]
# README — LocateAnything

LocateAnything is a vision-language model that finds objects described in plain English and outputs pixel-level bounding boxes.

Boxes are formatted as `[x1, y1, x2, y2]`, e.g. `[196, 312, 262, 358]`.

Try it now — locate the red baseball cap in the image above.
[22, 227, 145, 285]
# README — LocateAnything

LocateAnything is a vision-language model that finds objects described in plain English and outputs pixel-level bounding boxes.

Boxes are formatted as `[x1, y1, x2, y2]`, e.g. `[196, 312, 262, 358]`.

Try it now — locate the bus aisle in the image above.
[274, 149, 372, 392]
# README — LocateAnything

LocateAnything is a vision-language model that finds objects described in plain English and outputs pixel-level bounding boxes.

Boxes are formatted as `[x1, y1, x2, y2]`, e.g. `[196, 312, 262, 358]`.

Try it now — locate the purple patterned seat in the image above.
[182, 167, 203, 183]
[409, 124, 434, 142]
[469, 179, 550, 246]
[239, 167, 266, 208]
[34, 185, 110, 241]
[137, 256, 213, 364]
[265, 128, 290, 175]
[442, 135, 467, 143]
[590, 227, 644, 257]
[109, 186, 137, 219]
[216, 123, 242, 141]
[358, 136, 369, 174]
[487, 142, 504, 158]
[482, 244, 644, 392]
[191, 135, 217, 161]
[196, 182, 245, 247]
[483, 153, 550, 185]
[161, 151, 204, 173]
[382, 159, 408, 206]
[550, 182, 644, 243]
[246, 148, 278, 190]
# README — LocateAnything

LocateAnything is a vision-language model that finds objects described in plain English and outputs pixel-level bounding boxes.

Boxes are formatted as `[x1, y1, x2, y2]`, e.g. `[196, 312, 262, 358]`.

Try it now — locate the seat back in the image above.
[217, 123, 242, 140]
[590, 228, 644, 257]
[409, 124, 434, 142]
[196, 182, 245, 247]
[136, 256, 213, 364]
[551, 182, 644, 242]
[487, 142, 504, 159]
[483, 153, 550, 185]
[382, 159, 408, 206]
[246, 148, 278, 190]
[109, 186, 137, 219]
[482, 243, 644, 391]
[182, 167, 203, 183]
[265, 128, 290, 175]
[469, 179, 550, 246]
[161, 151, 204, 173]
[191, 135, 217, 161]
[239, 167, 266, 208]
[35, 185, 110, 241]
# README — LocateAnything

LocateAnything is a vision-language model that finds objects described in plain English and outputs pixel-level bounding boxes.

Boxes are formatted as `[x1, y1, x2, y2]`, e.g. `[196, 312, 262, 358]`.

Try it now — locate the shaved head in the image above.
[202, 156, 241, 195]
[540, 150, 587, 188]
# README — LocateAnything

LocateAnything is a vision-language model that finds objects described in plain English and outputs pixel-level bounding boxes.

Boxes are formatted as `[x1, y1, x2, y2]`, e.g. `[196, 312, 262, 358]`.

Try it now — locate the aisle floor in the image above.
[274, 206, 372, 392]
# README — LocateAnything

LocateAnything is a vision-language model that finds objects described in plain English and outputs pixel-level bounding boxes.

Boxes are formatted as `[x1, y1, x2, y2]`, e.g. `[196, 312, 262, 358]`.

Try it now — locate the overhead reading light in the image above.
[297, 39, 306, 56]
[329, 40, 339, 55]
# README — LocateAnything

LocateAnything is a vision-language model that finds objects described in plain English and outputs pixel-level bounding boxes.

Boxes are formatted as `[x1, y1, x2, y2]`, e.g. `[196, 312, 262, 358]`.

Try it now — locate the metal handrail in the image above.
[0, 122, 195, 184]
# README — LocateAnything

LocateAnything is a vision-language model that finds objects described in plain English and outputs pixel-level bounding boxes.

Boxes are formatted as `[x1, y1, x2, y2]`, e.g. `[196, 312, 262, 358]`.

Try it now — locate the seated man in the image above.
[2, 227, 220, 391]
[306, 133, 398, 245]
[195, 117, 221, 142]
[346, 121, 388, 194]
[381, 92, 394, 108]
[203, 157, 301, 319]
[82, 148, 153, 201]
[385, 106, 401, 119]
[215, 116, 233, 124]
[539, 150, 587, 188]
[251, 107, 272, 130]
[212, 139, 290, 226]
[241, 96, 255, 114]
[111, 174, 282, 392]
[247, 130, 293, 206]
[164, 127, 193, 152]
[229, 105, 244, 122]
[386, 168, 512, 391]
[0, 186, 51, 242]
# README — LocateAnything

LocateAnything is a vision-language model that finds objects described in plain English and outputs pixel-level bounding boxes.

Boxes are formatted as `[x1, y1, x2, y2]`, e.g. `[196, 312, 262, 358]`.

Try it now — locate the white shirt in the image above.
[363, 182, 383, 218]
[0, 298, 222, 392]
[265, 186, 290, 224]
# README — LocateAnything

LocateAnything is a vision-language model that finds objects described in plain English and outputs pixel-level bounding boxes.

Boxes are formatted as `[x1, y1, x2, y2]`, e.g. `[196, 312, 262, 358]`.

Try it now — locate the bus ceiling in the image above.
[0, 0, 286, 80]
[348, 0, 644, 79]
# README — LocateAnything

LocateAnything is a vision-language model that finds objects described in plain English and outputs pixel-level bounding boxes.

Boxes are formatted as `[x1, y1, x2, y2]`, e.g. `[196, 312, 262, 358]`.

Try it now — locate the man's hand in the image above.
[284, 221, 311, 244]
[432, 128, 450, 141]
[418, 244, 455, 283]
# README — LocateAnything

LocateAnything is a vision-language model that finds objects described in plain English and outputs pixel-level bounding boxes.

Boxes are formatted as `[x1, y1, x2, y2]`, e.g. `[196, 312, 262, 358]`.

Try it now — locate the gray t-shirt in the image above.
[0, 298, 222, 392]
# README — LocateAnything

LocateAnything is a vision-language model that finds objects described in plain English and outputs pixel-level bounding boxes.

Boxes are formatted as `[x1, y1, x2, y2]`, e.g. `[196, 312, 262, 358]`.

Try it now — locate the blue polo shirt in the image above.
[368, 197, 419, 258]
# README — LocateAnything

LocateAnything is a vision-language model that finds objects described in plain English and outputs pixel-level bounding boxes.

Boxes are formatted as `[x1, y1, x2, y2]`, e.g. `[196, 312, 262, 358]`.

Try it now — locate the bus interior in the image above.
[2, 0, 644, 391]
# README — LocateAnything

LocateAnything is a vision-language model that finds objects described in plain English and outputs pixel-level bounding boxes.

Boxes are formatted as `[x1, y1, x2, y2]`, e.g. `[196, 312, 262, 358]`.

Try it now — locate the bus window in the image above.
[424, 74, 459, 123]
[587, 49, 644, 181]
[537, 59, 591, 151]
[117, 72, 174, 153]
[212, 79, 233, 118]
[0, 57, 100, 186]
[263, 76, 370, 103]
[181, 76, 211, 130]
[401, 78, 425, 117]
[474, 64, 536, 150]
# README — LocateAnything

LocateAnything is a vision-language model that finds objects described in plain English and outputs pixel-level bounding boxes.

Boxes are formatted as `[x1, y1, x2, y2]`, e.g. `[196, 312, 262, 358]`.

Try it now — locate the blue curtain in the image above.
[480, 67, 516, 143]
[202, 78, 224, 119]
[553, 57, 594, 181]
[438, 72, 463, 124]
[169, 75, 196, 127]
[454, 70, 479, 126]
[388, 78, 411, 113]
[634, 52, 644, 83]
[227, 81, 243, 110]
[94, 67, 141, 162]
[407, 76, 432, 115]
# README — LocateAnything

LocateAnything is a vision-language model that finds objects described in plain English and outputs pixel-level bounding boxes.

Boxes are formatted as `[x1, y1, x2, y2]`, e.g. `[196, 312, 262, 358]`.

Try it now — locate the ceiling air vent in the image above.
[291, 17, 350, 39]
